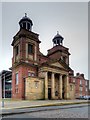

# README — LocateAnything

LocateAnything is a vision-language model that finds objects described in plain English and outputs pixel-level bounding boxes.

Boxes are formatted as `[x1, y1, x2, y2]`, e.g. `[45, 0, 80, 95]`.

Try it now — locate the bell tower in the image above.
[11, 14, 41, 99]
[19, 13, 33, 31]
[52, 31, 64, 46]
[48, 32, 70, 65]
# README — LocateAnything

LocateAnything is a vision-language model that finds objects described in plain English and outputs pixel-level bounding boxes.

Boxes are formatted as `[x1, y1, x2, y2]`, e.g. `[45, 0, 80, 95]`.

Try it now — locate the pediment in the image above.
[50, 62, 65, 69]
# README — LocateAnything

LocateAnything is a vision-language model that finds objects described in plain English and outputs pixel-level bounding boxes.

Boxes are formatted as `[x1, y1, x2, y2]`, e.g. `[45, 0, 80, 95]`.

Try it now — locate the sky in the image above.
[0, 2, 88, 79]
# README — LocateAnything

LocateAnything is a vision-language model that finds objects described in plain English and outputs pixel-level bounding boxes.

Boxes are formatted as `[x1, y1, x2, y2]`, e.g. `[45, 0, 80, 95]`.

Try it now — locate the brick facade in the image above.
[11, 14, 89, 100]
[69, 73, 89, 98]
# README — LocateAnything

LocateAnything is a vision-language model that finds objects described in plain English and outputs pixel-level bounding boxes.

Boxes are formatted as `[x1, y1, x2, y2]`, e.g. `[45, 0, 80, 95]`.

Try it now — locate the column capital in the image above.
[59, 74, 63, 76]
[66, 73, 69, 76]
[52, 72, 55, 74]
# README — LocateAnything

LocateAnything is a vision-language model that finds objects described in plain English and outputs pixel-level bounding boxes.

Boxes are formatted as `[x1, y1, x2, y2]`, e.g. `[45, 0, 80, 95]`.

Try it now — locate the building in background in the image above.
[0, 70, 12, 98]
[69, 73, 89, 98]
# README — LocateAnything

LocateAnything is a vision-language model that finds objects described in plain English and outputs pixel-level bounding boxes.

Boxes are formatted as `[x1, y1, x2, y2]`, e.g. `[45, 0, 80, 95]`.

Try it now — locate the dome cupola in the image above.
[52, 31, 64, 46]
[19, 13, 33, 31]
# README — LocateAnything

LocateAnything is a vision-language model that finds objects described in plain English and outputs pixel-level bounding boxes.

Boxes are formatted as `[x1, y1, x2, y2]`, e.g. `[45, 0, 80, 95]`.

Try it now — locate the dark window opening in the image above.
[63, 56, 66, 62]
[27, 23, 30, 30]
[23, 22, 26, 29]
[16, 46, 19, 55]
[28, 44, 33, 54]
[57, 40, 59, 44]
[20, 24, 22, 28]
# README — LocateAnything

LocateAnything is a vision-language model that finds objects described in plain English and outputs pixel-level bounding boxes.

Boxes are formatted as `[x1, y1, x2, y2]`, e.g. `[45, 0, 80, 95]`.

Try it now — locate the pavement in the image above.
[0, 99, 89, 115]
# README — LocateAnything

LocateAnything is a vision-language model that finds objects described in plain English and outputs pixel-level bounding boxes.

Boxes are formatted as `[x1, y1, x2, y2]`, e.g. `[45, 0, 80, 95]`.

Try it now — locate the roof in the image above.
[47, 45, 70, 56]
[11, 28, 41, 46]
[39, 58, 72, 72]
[19, 13, 33, 26]
[53, 32, 64, 41]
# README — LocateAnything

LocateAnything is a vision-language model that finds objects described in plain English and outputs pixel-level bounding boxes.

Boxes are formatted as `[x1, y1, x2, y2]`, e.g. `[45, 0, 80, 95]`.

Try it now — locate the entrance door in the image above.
[62, 91, 64, 99]
[48, 88, 51, 100]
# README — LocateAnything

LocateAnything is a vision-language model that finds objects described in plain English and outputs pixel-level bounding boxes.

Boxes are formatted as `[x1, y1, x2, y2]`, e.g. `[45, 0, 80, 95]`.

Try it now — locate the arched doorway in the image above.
[48, 88, 51, 100]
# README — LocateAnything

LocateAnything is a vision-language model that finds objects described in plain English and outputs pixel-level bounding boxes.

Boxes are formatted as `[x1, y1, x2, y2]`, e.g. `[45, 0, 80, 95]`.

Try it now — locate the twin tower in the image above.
[11, 14, 73, 100]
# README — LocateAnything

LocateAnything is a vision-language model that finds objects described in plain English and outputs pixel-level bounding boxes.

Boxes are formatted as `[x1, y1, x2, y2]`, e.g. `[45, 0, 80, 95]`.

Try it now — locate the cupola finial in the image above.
[52, 31, 64, 46]
[19, 13, 33, 31]
[57, 31, 59, 34]
[25, 13, 27, 17]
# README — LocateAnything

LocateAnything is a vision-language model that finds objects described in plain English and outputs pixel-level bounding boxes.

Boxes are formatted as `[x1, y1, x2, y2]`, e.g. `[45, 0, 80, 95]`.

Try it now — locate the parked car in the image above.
[83, 96, 90, 100]
[76, 96, 84, 100]
[79, 96, 85, 100]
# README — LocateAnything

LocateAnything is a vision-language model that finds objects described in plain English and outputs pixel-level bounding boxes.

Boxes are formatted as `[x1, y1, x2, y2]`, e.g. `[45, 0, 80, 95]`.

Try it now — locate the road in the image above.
[2, 104, 89, 119]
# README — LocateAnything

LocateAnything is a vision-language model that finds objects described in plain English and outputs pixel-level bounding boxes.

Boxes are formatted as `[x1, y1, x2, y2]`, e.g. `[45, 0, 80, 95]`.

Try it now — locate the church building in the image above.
[11, 14, 75, 100]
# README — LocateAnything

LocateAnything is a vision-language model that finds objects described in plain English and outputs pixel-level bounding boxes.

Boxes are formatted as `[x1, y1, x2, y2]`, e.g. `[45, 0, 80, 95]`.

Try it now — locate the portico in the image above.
[39, 65, 70, 100]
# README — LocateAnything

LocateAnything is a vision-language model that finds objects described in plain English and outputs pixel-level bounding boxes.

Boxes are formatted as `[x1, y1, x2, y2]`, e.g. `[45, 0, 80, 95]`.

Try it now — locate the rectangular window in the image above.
[86, 81, 87, 86]
[16, 46, 19, 55]
[70, 85, 73, 91]
[28, 44, 33, 54]
[73, 78, 75, 83]
[23, 22, 26, 29]
[80, 80, 82, 85]
[27, 23, 30, 30]
[86, 88, 88, 91]
[15, 73, 19, 85]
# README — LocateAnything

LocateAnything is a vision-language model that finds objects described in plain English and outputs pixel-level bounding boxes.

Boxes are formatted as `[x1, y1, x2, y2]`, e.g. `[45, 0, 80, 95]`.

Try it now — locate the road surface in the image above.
[2, 104, 89, 119]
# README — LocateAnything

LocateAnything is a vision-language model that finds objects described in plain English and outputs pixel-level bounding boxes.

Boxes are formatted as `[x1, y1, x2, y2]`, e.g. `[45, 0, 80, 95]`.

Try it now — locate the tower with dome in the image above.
[11, 14, 74, 100]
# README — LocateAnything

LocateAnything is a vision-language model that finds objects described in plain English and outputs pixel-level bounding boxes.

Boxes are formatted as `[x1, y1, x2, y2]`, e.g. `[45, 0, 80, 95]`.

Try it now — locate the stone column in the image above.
[51, 73, 55, 99]
[65, 75, 69, 99]
[59, 74, 62, 99]
[66, 75, 69, 99]
[45, 72, 48, 99]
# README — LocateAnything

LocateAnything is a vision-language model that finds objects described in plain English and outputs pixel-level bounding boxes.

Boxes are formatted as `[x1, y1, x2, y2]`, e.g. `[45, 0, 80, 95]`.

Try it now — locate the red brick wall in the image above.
[48, 51, 62, 60]
[69, 76, 89, 98]
[12, 65, 37, 99]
